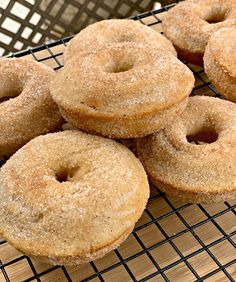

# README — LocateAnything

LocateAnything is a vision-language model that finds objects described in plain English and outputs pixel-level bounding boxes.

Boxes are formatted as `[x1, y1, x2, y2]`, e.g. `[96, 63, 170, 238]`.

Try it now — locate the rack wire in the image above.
[0, 3, 236, 282]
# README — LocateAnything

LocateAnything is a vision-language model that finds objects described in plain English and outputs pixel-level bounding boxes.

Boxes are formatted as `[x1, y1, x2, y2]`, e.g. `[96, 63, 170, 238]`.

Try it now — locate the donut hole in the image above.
[105, 61, 133, 73]
[55, 167, 78, 183]
[0, 88, 22, 103]
[186, 128, 218, 145]
[204, 10, 226, 24]
[56, 170, 68, 183]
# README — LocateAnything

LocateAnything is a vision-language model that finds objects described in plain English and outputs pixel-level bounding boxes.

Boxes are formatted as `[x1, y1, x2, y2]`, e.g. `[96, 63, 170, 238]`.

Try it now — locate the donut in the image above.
[204, 27, 236, 102]
[162, 0, 236, 66]
[64, 19, 176, 62]
[0, 58, 63, 159]
[51, 43, 194, 138]
[135, 96, 236, 203]
[0, 130, 149, 265]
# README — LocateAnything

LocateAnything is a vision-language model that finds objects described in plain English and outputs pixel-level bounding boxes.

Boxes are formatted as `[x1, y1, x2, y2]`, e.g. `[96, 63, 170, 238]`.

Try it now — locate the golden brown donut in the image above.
[51, 43, 194, 138]
[62, 122, 136, 152]
[204, 27, 236, 102]
[162, 0, 236, 66]
[0, 58, 63, 159]
[0, 130, 149, 265]
[64, 19, 176, 62]
[135, 96, 236, 203]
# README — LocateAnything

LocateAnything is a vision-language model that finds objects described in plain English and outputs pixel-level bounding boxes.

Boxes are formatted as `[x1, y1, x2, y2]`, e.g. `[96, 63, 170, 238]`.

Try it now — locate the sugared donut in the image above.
[162, 0, 236, 66]
[0, 58, 63, 159]
[51, 43, 194, 138]
[204, 27, 236, 102]
[135, 96, 236, 203]
[64, 19, 176, 62]
[0, 130, 149, 265]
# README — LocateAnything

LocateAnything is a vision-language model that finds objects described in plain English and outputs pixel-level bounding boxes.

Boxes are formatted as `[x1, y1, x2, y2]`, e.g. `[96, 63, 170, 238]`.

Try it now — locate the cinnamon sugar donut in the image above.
[51, 43, 194, 138]
[162, 0, 236, 66]
[0, 130, 149, 265]
[64, 19, 176, 62]
[204, 27, 236, 102]
[0, 58, 63, 159]
[135, 96, 236, 203]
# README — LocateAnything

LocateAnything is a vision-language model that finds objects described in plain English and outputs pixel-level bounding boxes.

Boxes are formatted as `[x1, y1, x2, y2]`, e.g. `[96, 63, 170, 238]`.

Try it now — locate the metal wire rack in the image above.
[0, 3, 236, 282]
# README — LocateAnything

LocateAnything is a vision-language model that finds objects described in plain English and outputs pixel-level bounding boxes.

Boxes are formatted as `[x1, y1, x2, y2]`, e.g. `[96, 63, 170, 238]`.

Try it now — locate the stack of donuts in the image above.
[0, 0, 235, 266]
[162, 0, 236, 102]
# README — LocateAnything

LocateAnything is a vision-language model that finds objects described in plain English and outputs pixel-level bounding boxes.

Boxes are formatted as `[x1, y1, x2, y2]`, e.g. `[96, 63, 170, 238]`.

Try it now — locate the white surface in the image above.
[153, 2, 162, 10]
[0, 0, 9, 9]
[11, 2, 30, 19]
[2, 18, 21, 33]
[0, 0, 43, 49]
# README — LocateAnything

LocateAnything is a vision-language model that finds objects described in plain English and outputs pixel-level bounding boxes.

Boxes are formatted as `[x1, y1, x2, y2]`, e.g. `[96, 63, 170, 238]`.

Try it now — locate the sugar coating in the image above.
[55, 43, 192, 114]
[51, 42, 194, 138]
[59, 97, 189, 138]
[0, 58, 63, 159]
[64, 19, 176, 62]
[162, 0, 236, 64]
[204, 27, 236, 102]
[135, 96, 236, 203]
[0, 130, 149, 264]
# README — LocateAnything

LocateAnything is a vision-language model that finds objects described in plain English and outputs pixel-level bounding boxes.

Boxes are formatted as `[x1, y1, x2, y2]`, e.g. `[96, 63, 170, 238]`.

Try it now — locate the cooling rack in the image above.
[0, 3, 236, 282]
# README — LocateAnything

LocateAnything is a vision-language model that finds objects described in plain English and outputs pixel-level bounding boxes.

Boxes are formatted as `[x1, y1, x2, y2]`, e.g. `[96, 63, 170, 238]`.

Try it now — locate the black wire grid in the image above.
[0, 3, 236, 282]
